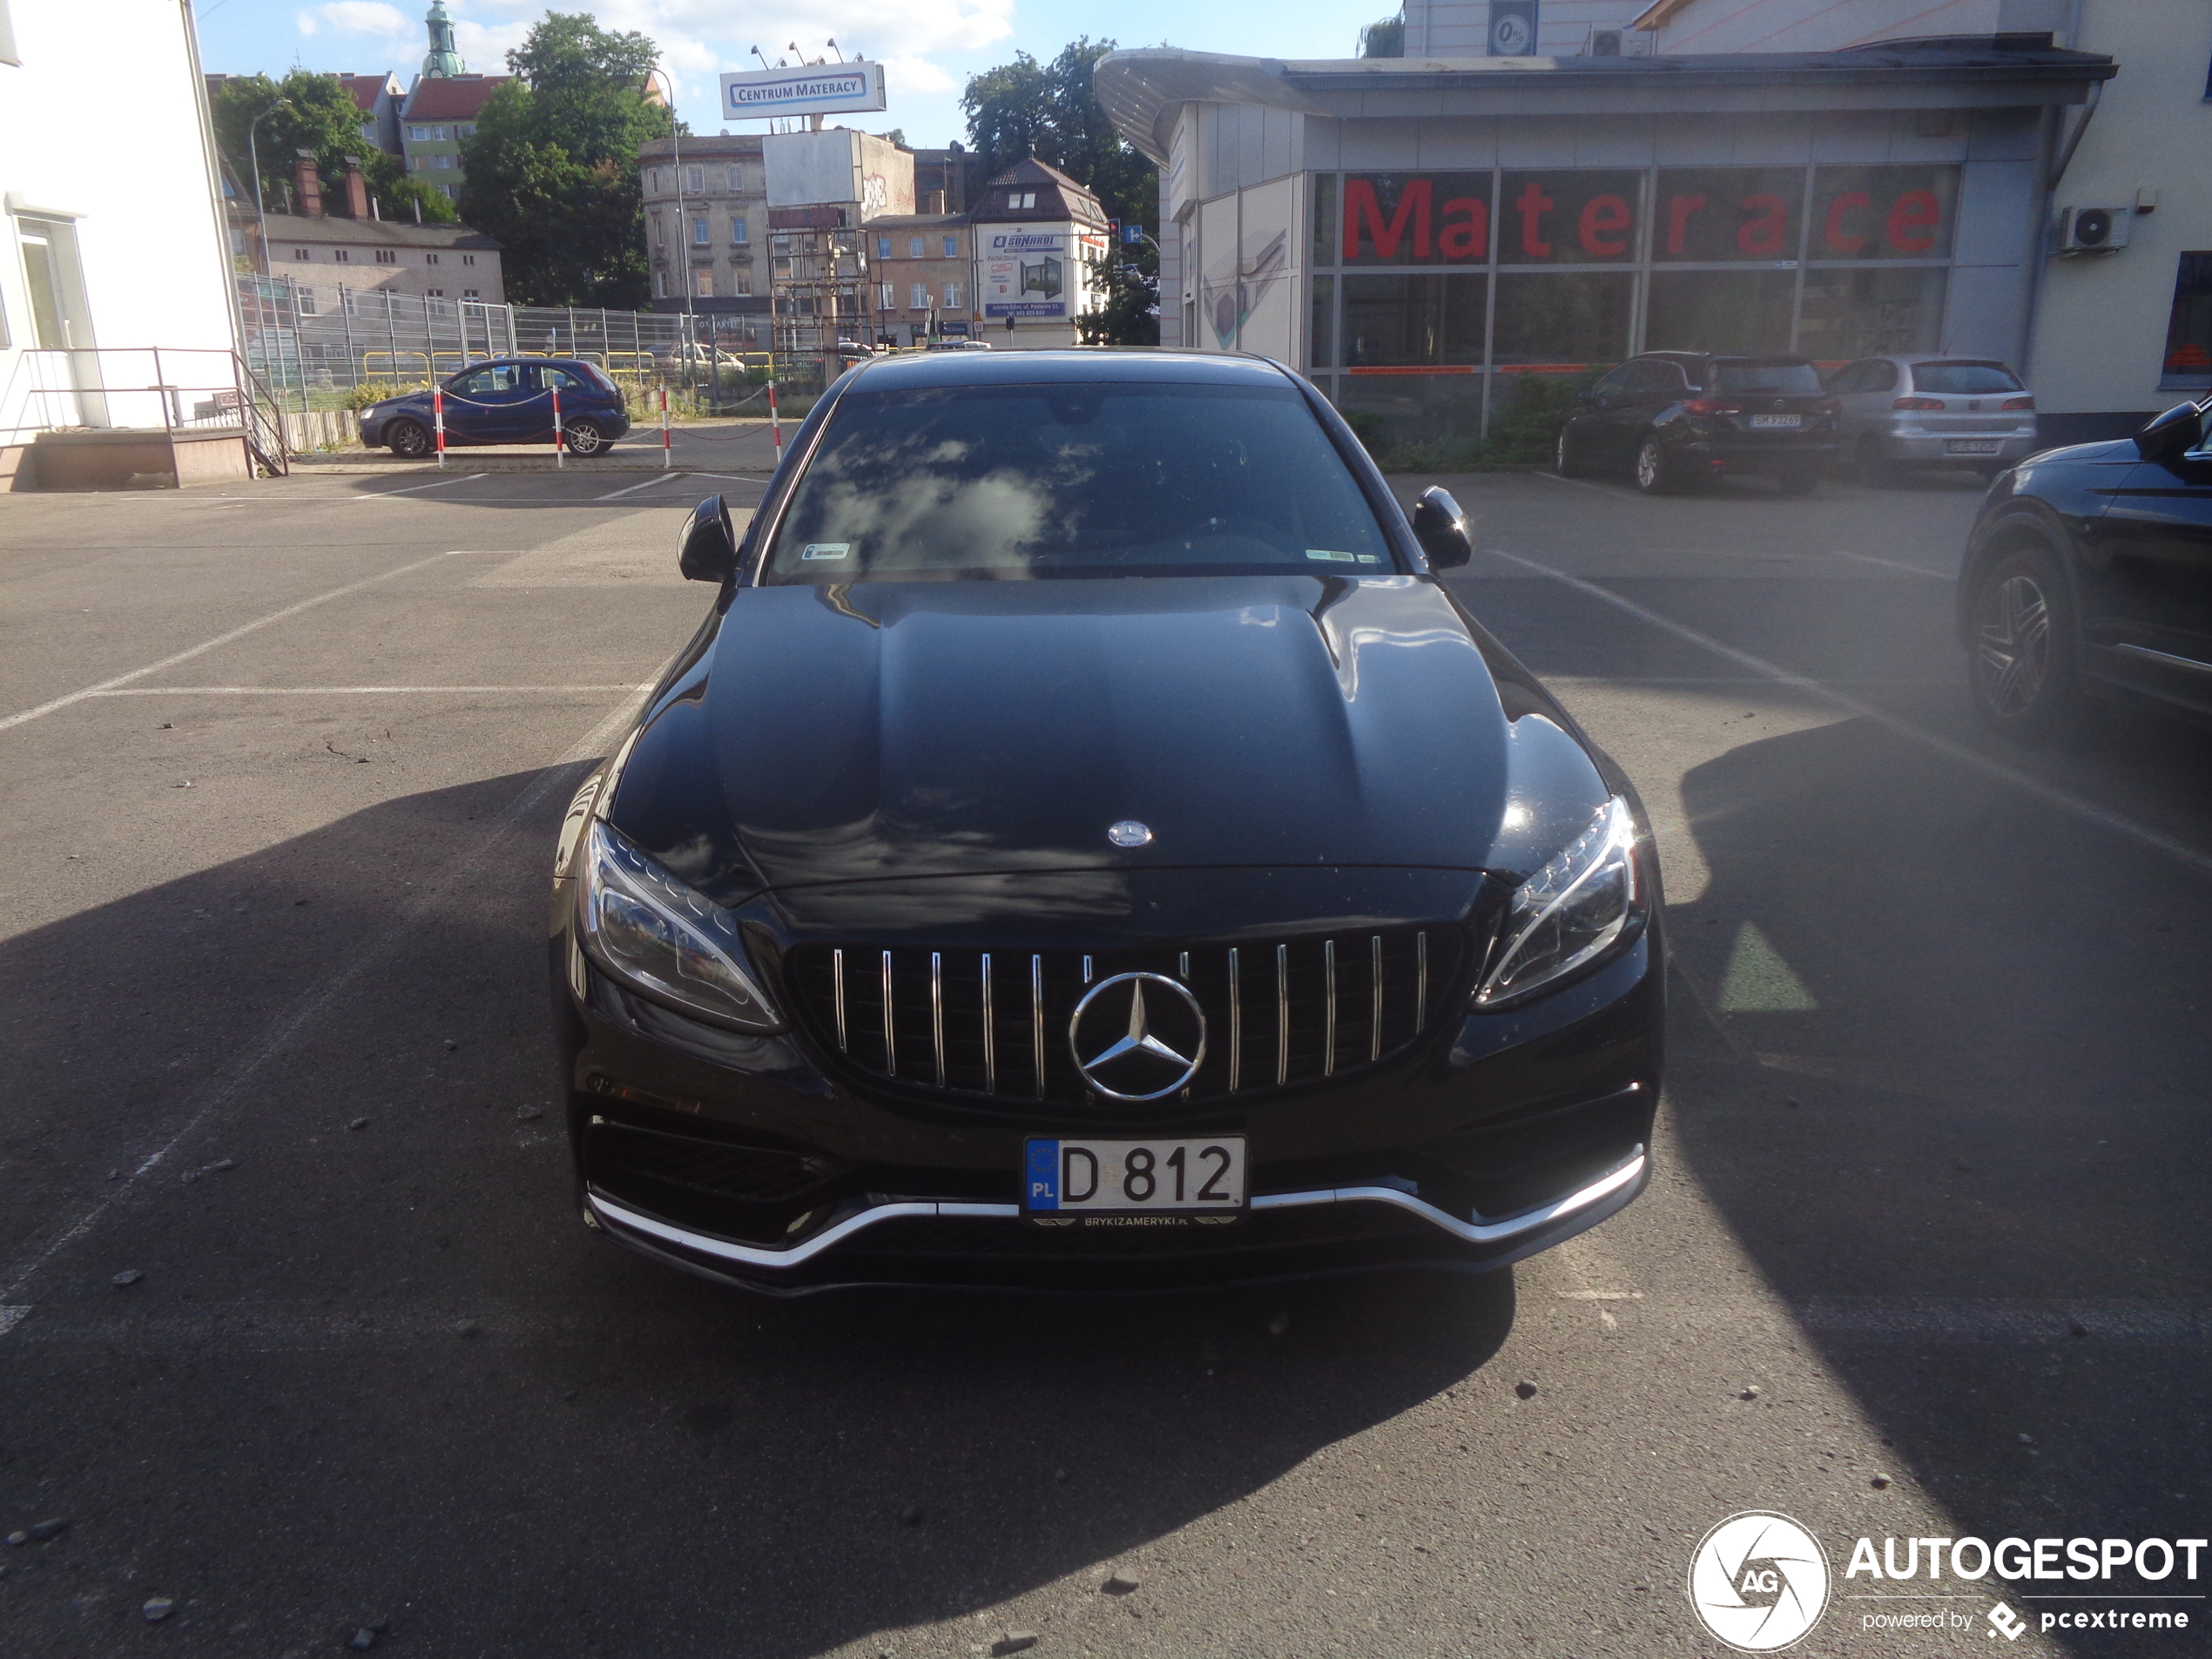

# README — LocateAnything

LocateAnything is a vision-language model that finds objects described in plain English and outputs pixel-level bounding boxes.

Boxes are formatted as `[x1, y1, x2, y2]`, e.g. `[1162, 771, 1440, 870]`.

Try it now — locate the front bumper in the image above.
[553, 909, 1665, 1295]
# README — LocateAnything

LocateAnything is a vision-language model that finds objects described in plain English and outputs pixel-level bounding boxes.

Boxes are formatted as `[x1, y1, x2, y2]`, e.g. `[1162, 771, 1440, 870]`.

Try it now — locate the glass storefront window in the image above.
[1646, 270, 1796, 354]
[1497, 171, 1643, 265]
[2159, 252, 2212, 390]
[1311, 175, 1338, 269]
[1339, 174, 1493, 266]
[1652, 169, 1807, 262]
[1336, 372, 1487, 446]
[1810, 166, 1958, 261]
[1492, 271, 1632, 367]
[1311, 274, 1336, 369]
[1342, 273, 1486, 366]
[1796, 266, 1946, 361]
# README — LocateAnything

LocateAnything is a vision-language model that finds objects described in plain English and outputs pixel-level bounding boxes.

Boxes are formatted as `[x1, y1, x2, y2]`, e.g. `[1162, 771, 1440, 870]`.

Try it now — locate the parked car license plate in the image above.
[1750, 414, 1801, 428]
[1023, 1136, 1247, 1220]
[1946, 439, 2003, 455]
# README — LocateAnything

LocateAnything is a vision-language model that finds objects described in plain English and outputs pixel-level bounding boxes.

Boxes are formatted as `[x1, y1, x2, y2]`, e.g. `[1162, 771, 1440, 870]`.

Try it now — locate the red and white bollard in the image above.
[660, 384, 671, 469]
[433, 383, 446, 469]
[767, 368, 783, 460]
[551, 384, 564, 469]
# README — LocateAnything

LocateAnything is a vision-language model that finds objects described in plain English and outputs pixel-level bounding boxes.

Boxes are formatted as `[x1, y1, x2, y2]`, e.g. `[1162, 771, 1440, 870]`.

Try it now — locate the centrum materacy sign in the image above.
[718, 62, 887, 121]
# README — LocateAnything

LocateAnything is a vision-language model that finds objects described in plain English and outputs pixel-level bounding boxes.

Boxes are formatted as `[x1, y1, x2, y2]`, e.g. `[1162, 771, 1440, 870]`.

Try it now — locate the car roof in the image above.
[843, 347, 1294, 392]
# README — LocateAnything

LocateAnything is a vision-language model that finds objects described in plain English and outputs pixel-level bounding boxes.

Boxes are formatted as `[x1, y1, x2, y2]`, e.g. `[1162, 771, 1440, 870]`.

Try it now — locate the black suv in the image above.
[1960, 399, 2212, 735]
[1555, 352, 1840, 496]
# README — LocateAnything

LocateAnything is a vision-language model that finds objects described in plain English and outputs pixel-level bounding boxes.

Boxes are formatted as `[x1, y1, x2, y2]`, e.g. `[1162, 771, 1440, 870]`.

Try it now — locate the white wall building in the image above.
[2, 0, 241, 487]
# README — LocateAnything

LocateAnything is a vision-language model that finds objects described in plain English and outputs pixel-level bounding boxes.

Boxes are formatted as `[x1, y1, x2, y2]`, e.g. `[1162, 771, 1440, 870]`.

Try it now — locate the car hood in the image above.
[609, 575, 1611, 907]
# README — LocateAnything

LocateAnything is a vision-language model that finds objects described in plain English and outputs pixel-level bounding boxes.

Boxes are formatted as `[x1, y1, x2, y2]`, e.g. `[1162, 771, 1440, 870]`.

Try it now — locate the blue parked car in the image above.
[358, 358, 631, 458]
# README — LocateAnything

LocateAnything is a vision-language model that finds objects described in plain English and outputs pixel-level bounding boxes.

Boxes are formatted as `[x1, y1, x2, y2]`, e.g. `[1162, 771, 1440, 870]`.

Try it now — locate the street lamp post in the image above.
[247, 98, 289, 276]
[642, 66, 698, 413]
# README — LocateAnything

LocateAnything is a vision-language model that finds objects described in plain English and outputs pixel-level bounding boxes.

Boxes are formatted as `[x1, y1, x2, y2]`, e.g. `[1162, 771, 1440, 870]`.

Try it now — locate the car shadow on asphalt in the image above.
[1660, 713, 2212, 1653]
[0, 767, 1521, 1655]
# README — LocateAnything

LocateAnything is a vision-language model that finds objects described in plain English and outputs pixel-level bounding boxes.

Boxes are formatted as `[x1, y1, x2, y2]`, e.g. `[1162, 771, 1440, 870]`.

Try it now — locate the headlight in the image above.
[1474, 796, 1642, 1008]
[577, 820, 784, 1032]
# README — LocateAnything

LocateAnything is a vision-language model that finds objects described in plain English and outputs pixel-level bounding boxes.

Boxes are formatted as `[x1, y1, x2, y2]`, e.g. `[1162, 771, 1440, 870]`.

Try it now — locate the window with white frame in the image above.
[297, 290, 318, 315]
[943, 280, 964, 308]
[293, 246, 311, 260]
[462, 287, 479, 298]
[687, 166, 705, 193]
[731, 216, 747, 244]
[649, 168, 660, 193]
[878, 282, 895, 309]
[729, 271, 751, 296]
[656, 270, 668, 298]
[877, 235, 892, 259]
[692, 217, 710, 246]
[943, 235, 958, 258]
[409, 125, 428, 141]
[910, 282, 928, 309]
[695, 270, 713, 297]
[654, 217, 664, 246]
[909, 236, 925, 259]
[433, 153, 455, 169]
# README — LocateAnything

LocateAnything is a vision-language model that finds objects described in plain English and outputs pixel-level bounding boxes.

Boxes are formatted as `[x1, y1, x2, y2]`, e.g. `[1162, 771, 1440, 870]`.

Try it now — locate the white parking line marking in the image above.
[0, 550, 470, 736]
[594, 472, 687, 501]
[1488, 547, 2212, 878]
[0, 678, 663, 1309]
[359, 474, 475, 496]
[1534, 469, 1615, 495]
[1825, 549, 1955, 579]
[91, 685, 644, 696]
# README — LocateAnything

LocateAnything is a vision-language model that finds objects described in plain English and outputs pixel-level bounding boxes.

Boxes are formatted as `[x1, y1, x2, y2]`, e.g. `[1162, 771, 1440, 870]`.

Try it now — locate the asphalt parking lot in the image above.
[2, 460, 2208, 1658]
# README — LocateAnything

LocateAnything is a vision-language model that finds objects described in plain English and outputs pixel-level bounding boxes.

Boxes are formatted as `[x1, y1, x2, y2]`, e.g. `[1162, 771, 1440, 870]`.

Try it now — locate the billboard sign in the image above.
[720, 61, 887, 122]
[983, 229, 1069, 318]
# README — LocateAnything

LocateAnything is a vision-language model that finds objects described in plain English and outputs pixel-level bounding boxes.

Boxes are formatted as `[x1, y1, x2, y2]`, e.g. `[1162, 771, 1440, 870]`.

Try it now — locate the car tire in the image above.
[1776, 470, 1818, 497]
[562, 417, 610, 456]
[1555, 426, 1588, 479]
[1854, 435, 1904, 488]
[385, 418, 432, 460]
[1633, 435, 1677, 496]
[1967, 540, 2086, 739]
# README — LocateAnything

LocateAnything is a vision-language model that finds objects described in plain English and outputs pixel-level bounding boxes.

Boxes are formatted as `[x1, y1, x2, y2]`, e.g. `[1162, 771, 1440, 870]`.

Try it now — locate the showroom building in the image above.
[1096, 36, 2115, 442]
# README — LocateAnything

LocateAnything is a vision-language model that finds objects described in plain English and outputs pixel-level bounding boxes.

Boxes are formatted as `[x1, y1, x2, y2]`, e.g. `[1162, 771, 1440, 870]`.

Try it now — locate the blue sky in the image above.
[194, 0, 1377, 152]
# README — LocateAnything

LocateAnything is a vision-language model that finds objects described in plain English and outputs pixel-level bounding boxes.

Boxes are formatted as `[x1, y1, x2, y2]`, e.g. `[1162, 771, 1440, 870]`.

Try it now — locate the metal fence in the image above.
[1, 346, 289, 475]
[236, 277, 808, 413]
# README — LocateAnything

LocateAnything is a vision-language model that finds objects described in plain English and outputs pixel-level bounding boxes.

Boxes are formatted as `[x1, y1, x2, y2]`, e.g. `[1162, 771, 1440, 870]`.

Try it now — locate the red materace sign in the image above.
[1337, 166, 1958, 266]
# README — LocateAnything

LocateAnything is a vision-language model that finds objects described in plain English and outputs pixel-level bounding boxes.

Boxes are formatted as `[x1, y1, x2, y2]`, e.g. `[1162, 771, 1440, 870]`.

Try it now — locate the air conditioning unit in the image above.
[2057, 205, 2130, 255]
[1589, 29, 1622, 56]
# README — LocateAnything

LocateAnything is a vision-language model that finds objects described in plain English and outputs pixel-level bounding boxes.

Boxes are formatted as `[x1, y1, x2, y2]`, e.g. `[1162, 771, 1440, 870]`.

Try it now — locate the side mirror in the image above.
[1410, 486, 1474, 570]
[1572, 388, 1595, 406]
[678, 494, 738, 583]
[2135, 401, 2205, 466]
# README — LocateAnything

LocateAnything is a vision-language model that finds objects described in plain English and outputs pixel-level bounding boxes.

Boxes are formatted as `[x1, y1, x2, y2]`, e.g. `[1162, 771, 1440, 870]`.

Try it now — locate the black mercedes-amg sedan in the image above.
[549, 348, 1664, 1294]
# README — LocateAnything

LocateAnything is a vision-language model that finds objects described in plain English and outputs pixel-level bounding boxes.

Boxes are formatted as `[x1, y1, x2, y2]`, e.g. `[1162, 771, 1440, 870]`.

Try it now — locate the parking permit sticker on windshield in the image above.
[1306, 550, 1381, 564]
[801, 543, 852, 561]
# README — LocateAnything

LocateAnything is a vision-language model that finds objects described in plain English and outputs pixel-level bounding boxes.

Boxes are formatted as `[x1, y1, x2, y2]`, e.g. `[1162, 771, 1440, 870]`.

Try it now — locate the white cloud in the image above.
[293, 10, 319, 37]
[315, 1, 412, 38]
[878, 55, 955, 94]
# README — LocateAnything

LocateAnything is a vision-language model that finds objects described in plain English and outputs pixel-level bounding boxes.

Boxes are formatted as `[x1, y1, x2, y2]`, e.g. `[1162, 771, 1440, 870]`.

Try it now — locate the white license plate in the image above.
[1946, 439, 2003, 455]
[1749, 414, 1801, 428]
[1023, 1136, 1247, 1221]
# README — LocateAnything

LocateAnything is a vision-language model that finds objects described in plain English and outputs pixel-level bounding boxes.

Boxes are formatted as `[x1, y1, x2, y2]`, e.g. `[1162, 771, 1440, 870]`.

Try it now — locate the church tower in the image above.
[421, 0, 464, 78]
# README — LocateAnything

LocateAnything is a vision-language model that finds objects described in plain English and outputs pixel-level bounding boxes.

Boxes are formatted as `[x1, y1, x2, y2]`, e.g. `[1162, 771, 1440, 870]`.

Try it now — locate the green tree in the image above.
[1076, 257, 1159, 347]
[458, 11, 672, 307]
[961, 38, 1155, 232]
[209, 71, 455, 225]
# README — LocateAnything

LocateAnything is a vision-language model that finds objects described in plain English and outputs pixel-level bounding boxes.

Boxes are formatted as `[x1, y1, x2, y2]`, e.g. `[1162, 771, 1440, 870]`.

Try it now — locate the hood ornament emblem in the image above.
[1107, 819, 1152, 847]
[1069, 973, 1206, 1101]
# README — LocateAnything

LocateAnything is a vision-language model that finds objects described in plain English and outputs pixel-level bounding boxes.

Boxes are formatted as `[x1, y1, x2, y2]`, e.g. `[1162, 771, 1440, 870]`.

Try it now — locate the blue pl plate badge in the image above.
[1026, 1139, 1060, 1210]
[801, 543, 852, 561]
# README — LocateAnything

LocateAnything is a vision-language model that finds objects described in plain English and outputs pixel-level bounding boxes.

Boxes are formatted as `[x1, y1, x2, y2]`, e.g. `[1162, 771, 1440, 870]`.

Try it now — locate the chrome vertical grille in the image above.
[792, 926, 1460, 1109]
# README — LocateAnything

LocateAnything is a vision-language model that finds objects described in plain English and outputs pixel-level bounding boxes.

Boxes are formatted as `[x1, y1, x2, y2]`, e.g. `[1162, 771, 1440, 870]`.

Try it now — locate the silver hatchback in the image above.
[1824, 355, 2038, 482]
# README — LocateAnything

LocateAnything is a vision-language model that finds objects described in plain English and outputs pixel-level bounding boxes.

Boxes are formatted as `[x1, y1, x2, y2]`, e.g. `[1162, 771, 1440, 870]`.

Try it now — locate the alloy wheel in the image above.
[388, 421, 430, 459]
[1635, 439, 1662, 492]
[1975, 572, 2050, 717]
[563, 420, 605, 455]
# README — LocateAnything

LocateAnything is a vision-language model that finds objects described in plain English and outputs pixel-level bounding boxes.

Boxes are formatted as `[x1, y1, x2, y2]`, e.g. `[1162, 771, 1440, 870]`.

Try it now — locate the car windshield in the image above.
[1709, 360, 1824, 395]
[1910, 361, 2024, 395]
[760, 381, 1396, 582]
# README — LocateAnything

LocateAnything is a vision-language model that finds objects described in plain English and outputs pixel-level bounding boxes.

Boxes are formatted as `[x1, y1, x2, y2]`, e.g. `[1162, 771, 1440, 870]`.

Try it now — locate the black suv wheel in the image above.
[1968, 541, 2084, 738]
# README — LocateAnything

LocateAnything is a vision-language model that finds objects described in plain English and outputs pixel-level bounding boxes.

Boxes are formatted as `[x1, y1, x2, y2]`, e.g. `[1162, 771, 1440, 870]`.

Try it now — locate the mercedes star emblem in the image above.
[1107, 819, 1153, 847]
[1068, 972, 1206, 1101]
